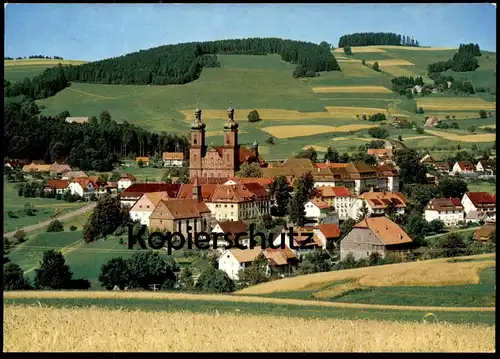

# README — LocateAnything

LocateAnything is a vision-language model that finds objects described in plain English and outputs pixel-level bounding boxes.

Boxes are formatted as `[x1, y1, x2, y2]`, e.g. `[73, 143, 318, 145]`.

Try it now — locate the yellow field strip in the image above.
[425, 130, 496, 143]
[366, 59, 415, 66]
[312, 86, 392, 93]
[417, 98, 496, 111]
[3, 289, 495, 312]
[333, 47, 386, 53]
[4, 306, 494, 352]
[4, 60, 88, 66]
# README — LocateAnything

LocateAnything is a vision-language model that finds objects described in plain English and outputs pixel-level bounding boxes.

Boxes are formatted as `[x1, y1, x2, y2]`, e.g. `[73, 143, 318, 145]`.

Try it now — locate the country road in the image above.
[4, 203, 96, 238]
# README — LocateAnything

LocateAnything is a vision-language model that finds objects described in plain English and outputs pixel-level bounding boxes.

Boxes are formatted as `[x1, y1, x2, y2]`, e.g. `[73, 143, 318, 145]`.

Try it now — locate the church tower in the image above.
[189, 106, 206, 179]
[222, 103, 239, 173]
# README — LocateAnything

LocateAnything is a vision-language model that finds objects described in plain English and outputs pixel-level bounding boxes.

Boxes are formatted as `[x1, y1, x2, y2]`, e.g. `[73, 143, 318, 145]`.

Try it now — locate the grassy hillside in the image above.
[6, 46, 496, 160]
[4, 59, 88, 82]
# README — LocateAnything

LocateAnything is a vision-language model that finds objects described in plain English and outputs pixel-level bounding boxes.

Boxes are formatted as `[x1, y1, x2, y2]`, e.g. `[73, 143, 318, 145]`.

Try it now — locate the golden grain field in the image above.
[376, 45, 456, 51]
[425, 130, 496, 143]
[4, 59, 88, 66]
[366, 59, 415, 66]
[333, 47, 387, 53]
[180, 109, 334, 121]
[426, 112, 487, 120]
[4, 306, 494, 352]
[261, 124, 376, 139]
[383, 66, 419, 77]
[302, 145, 328, 152]
[417, 98, 496, 111]
[325, 106, 389, 117]
[312, 86, 392, 94]
[237, 254, 496, 295]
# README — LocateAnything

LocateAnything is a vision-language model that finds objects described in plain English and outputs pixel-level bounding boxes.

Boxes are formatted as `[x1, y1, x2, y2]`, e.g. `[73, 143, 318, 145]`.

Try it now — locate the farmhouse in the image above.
[5, 159, 28, 170]
[44, 179, 70, 194]
[136, 156, 150, 166]
[68, 177, 97, 199]
[189, 105, 267, 180]
[49, 162, 72, 176]
[432, 162, 450, 174]
[472, 224, 496, 242]
[376, 164, 400, 192]
[367, 148, 394, 162]
[452, 161, 474, 174]
[117, 173, 137, 190]
[475, 160, 496, 175]
[349, 191, 406, 218]
[304, 198, 339, 226]
[340, 217, 412, 261]
[461, 192, 496, 216]
[392, 117, 410, 128]
[148, 199, 212, 236]
[118, 183, 182, 207]
[62, 171, 88, 179]
[424, 117, 440, 127]
[424, 198, 464, 227]
[420, 153, 436, 164]
[314, 186, 354, 221]
[129, 191, 170, 226]
[273, 227, 324, 257]
[465, 210, 496, 224]
[163, 152, 184, 167]
[22, 161, 52, 173]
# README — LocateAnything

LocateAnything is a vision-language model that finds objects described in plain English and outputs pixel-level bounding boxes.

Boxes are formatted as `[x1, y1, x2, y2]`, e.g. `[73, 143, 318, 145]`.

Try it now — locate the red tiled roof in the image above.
[216, 220, 247, 235]
[456, 161, 474, 171]
[466, 192, 496, 206]
[316, 186, 350, 197]
[360, 192, 407, 209]
[425, 198, 463, 212]
[310, 198, 331, 209]
[119, 183, 181, 199]
[119, 173, 137, 181]
[354, 217, 412, 246]
[45, 179, 70, 189]
[211, 183, 266, 203]
[150, 199, 211, 220]
[177, 184, 218, 201]
[316, 224, 340, 239]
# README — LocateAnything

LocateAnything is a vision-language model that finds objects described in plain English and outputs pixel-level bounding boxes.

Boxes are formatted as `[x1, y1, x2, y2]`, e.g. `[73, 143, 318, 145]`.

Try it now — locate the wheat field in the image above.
[237, 254, 496, 295]
[261, 124, 376, 139]
[3, 305, 494, 352]
[366, 59, 415, 66]
[417, 98, 496, 111]
[424, 130, 496, 143]
[312, 86, 392, 94]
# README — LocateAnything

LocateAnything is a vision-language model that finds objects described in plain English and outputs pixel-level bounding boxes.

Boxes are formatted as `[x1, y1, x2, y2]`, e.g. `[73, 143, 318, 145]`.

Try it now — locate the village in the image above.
[4, 106, 496, 282]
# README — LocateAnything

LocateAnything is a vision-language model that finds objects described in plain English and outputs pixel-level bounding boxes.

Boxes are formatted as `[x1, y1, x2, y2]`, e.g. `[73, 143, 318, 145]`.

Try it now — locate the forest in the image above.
[4, 38, 340, 101]
[4, 55, 64, 60]
[338, 32, 419, 47]
[428, 43, 481, 74]
[4, 95, 189, 171]
[390, 76, 425, 94]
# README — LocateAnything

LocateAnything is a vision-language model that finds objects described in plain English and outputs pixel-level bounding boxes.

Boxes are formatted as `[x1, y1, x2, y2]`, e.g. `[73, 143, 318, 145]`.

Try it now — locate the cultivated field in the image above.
[261, 124, 376, 138]
[333, 47, 387, 53]
[325, 106, 389, 117]
[4, 305, 494, 352]
[311, 86, 392, 93]
[424, 129, 496, 143]
[382, 66, 420, 77]
[302, 145, 328, 152]
[366, 59, 415, 66]
[237, 254, 496, 295]
[4, 59, 88, 67]
[417, 98, 496, 111]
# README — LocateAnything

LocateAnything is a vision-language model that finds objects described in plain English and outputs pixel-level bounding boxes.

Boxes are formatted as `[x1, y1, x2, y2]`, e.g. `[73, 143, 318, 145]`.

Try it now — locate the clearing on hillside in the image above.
[417, 98, 496, 111]
[382, 66, 420, 78]
[424, 130, 496, 143]
[312, 86, 392, 94]
[261, 124, 376, 139]
[4, 59, 88, 67]
[236, 254, 495, 295]
[366, 59, 415, 66]
[4, 305, 494, 352]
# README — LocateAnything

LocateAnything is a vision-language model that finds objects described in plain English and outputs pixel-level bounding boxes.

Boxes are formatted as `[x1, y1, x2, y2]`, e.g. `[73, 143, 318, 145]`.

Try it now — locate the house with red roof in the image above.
[349, 191, 407, 219]
[315, 186, 355, 220]
[44, 179, 70, 194]
[313, 223, 341, 249]
[118, 183, 182, 207]
[273, 226, 324, 257]
[424, 198, 464, 227]
[68, 177, 98, 199]
[461, 192, 496, 217]
[452, 161, 474, 174]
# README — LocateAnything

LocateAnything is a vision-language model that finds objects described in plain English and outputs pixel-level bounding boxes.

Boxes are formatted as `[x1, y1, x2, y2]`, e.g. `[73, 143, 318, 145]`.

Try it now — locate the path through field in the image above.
[3, 203, 96, 238]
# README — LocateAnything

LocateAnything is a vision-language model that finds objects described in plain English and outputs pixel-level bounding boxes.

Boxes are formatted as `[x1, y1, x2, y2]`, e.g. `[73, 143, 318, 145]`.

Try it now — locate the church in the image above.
[189, 104, 267, 180]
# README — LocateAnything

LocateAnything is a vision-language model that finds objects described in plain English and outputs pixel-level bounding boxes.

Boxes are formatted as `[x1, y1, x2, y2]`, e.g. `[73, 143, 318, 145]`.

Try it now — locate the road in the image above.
[424, 227, 478, 240]
[4, 202, 97, 238]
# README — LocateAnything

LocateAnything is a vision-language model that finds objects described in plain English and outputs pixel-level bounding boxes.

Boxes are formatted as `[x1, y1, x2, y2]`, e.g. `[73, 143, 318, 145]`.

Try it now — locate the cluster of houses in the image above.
[420, 154, 496, 177]
[134, 152, 185, 168]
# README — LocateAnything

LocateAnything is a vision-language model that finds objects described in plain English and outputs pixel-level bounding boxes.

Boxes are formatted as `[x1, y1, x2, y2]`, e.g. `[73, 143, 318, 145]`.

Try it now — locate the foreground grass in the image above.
[4, 305, 494, 352]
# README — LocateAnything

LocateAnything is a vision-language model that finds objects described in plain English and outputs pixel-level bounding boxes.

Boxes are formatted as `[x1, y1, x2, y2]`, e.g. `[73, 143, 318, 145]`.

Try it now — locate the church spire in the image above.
[224, 102, 238, 129]
[191, 103, 206, 129]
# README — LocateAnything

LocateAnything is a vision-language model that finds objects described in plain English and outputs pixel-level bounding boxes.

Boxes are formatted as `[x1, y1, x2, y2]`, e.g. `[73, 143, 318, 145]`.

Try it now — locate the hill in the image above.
[4, 59, 88, 83]
[5, 44, 497, 161]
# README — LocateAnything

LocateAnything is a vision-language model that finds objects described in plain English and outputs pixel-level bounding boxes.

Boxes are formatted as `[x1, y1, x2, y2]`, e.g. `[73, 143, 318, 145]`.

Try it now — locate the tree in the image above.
[137, 159, 144, 168]
[24, 202, 35, 216]
[126, 251, 179, 290]
[269, 176, 291, 217]
[238, 253, 269, 287]
[343, 45, 353, 55]
[179, 267, 195, 290]
[372, 61, 380, 72]
[294, 148, 318, 162]
[196, 267, 235, 293]
[339, 153, 350, 163]
[98, 257, 131, 290]
[405, 213, 428, 246]
[34, 250, 73, 289]
[247, 110, 261, 123]
[83, 194, 130, 243]
[13, 230, 27, 244]
[428, 219, 445, 234]
[468, 125, 476, 133]
[340, 218, 356, 239]
[438, 177, 468, 198]
[288, 192, 307, 227]
[3, 262, 31, 290]
[357, 199, 369, 221]
[297, 250, 331, 274]
[384, 199, 398, 219]
[368, 127, 389, 139]
[398, 135, 403, 142]
[479, 110, 487, 119]
[236, 162, 262, 178]
[265, 136, 275, 145]
[47, 219, 64, 232]
[437, 232, 467, 257]
[394, 148, 427, 189]
[323, 146, 340, 163]
[361, 59, 366, 66]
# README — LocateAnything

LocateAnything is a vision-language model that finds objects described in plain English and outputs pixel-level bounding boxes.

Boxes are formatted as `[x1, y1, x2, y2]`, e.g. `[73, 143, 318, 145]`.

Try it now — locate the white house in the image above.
[163, 152, 184, 167]
[217, 246, 264, 280]
[117, 173, 137, 190]
[129, 192, 170, 226]
[68, 178, 97, 199]
[424, 198, 464, 227]
[304, 198, 339, 226]
[461, 192, 496, 216]
[452, 161, 474, 174]
[210, 220, 249, 251]
[475, 160, 496, 175]
[314, 186, 355, 221]
[349, 192, 406, 219]
[43, 179, 70, 194]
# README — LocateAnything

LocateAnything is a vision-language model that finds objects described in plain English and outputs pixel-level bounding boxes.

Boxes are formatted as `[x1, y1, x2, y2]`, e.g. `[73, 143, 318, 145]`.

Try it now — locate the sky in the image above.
[4, 3, 497, 61]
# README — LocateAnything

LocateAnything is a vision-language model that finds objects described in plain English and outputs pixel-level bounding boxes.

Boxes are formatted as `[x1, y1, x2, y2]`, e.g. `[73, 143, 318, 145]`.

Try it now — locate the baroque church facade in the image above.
[189, 105, 267, 180]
